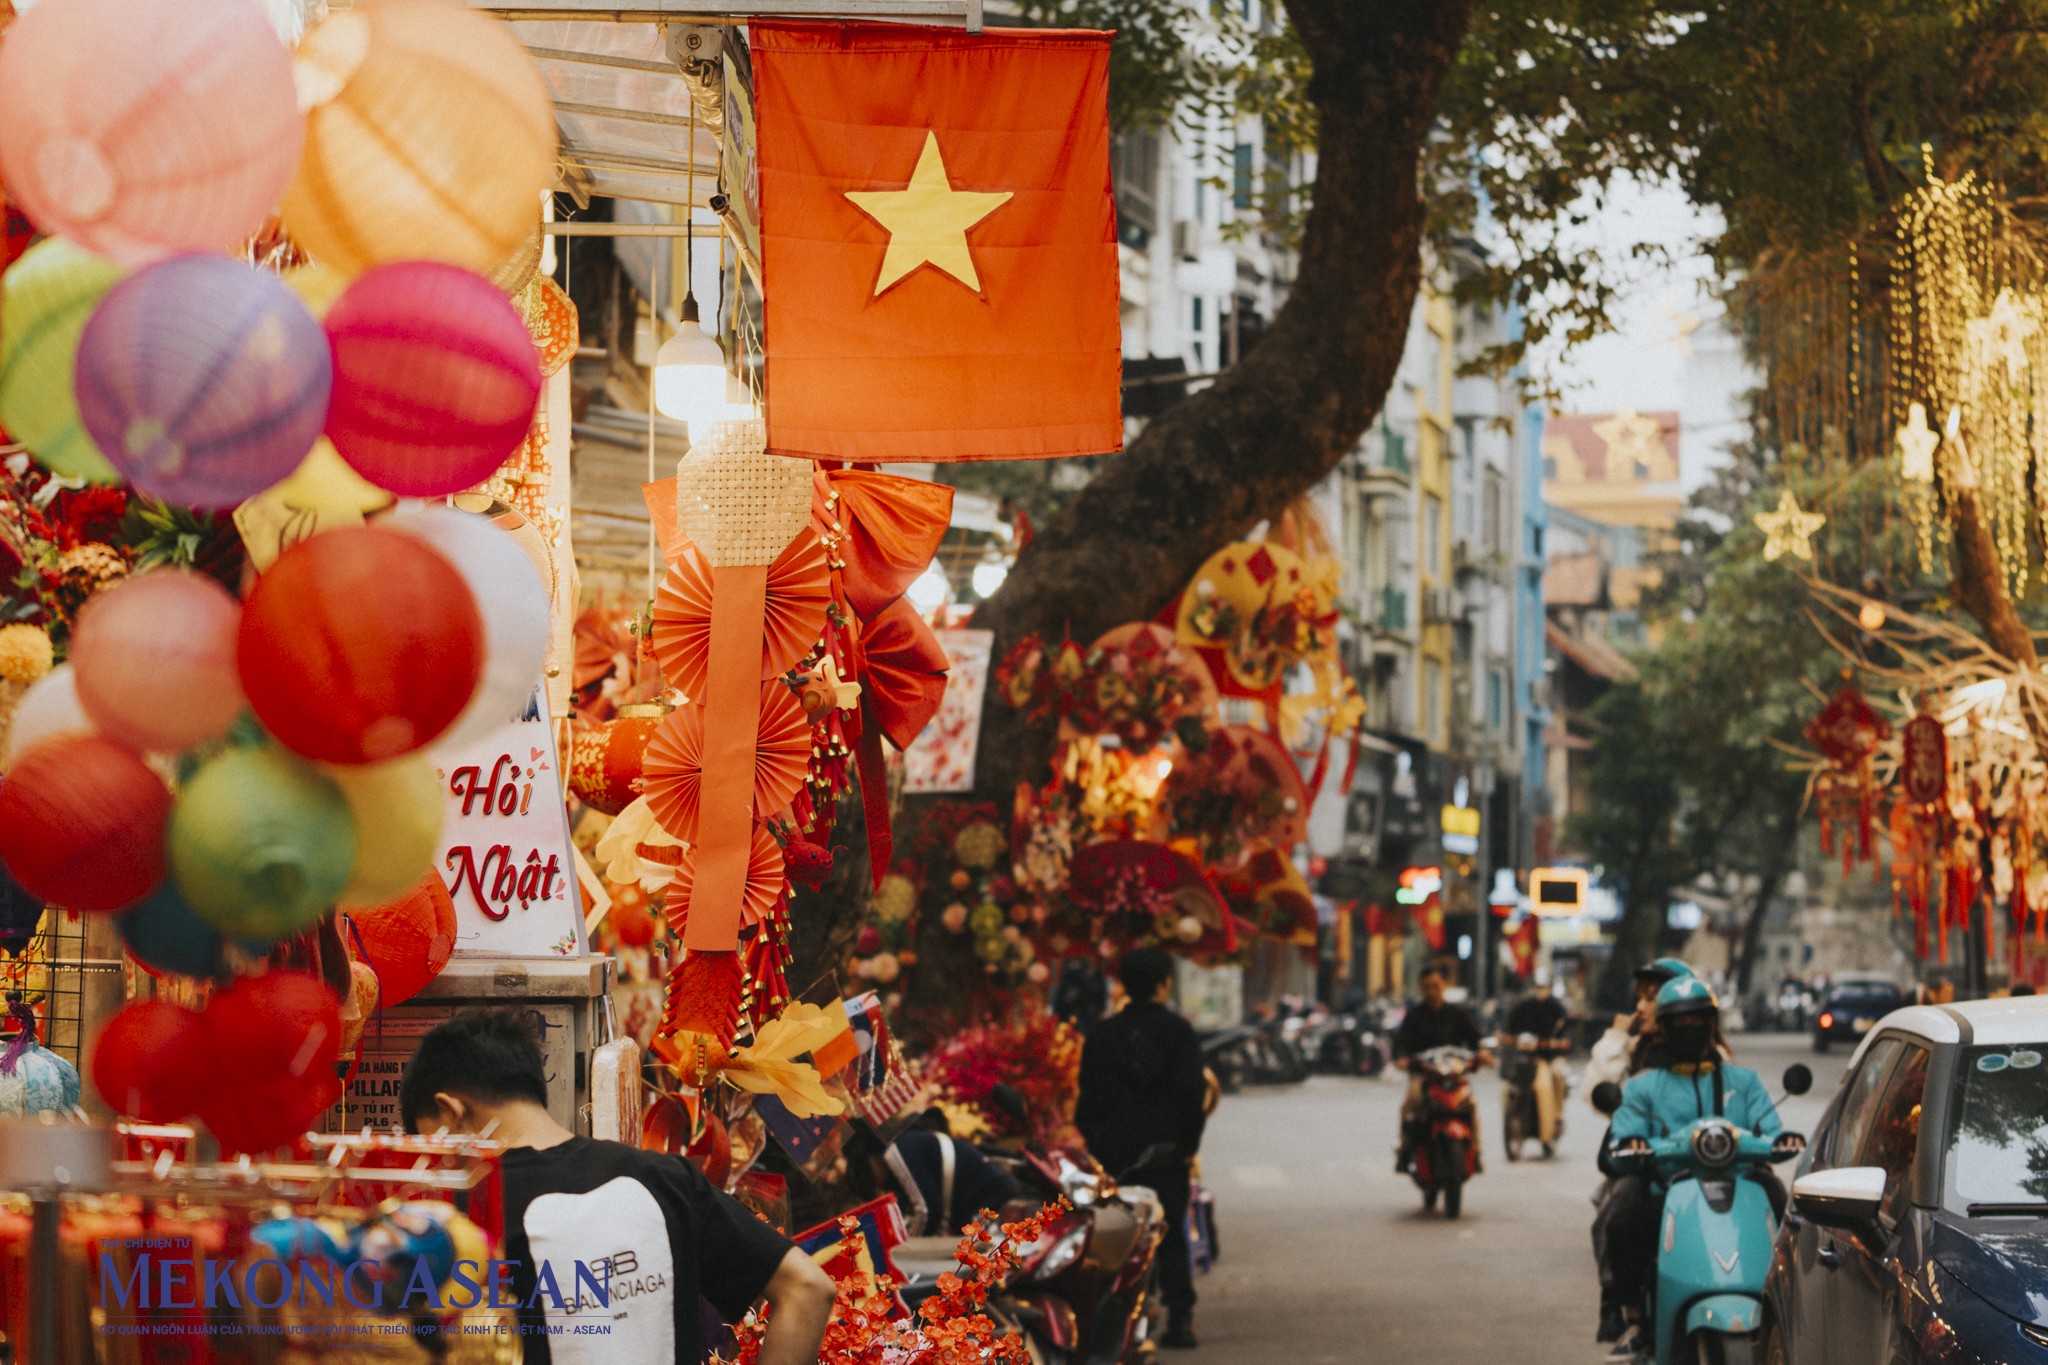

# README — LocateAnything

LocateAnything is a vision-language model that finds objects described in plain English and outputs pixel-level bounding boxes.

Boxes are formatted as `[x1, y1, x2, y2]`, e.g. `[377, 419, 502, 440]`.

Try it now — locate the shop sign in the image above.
[1529, 866, 1588, 917]
[1440, 802, 1481, 855]
[434, 689, 585, 958]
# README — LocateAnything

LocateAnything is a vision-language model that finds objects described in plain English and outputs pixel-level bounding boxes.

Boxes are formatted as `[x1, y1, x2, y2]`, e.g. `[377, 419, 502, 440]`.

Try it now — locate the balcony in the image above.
[1377, 586, 1409, 634]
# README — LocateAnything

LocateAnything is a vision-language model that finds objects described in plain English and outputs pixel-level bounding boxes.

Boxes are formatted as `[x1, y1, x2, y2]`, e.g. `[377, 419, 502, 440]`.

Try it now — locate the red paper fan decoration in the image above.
[567, 712, 662, 815]
[813, 469, 955, 621]
[640, 686, 810, 842]
[859, 596, 950, 750]
[664, 824, 786, 936]
[650, 531, 830, 701]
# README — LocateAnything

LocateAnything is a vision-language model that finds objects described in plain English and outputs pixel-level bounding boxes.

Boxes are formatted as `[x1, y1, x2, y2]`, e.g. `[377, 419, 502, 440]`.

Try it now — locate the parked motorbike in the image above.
[892, 1086, 1170, 1365]
[1200, 1015, 1308, 1091]
[1406, 1045, 1482, 1218]
[1306, 1001, 1391, 1078]
[1591, 1065, 1813, 1364]
[1499, 1032, 1570, 1160]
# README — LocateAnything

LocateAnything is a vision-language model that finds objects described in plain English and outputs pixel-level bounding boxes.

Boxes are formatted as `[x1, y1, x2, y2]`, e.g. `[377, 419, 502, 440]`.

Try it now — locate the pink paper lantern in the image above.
[0, 0, 303, 264]
[324, 263, 541, 497]
[71, 570, 244, 753]
[75, 257, 332, 509]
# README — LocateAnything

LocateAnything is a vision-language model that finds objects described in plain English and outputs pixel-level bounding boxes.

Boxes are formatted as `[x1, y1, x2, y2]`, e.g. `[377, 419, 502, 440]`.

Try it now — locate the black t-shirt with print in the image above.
[499, 1136, 792, 1364]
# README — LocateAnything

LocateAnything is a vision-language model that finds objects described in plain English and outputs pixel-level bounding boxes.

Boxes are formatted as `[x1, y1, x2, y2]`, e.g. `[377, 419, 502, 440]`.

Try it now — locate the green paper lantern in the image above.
[170, 745, 356, 944]
[0, 238, 122, 481]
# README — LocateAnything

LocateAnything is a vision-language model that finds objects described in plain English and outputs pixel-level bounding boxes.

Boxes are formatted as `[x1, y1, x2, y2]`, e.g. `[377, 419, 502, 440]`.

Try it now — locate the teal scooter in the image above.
[1592, 1065, 1811, 1364]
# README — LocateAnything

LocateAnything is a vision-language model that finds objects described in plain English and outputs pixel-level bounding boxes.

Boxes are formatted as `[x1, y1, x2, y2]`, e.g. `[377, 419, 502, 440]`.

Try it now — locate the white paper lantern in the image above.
[388, 505, 548, 745]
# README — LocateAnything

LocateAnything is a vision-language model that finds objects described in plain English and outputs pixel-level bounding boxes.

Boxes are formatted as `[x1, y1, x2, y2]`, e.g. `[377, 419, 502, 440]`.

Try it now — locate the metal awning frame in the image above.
[481, 0, 982, 29]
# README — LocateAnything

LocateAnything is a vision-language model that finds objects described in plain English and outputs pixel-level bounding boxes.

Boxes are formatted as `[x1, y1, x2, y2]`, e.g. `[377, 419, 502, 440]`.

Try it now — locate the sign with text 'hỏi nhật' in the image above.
[435, 688, 585, 958]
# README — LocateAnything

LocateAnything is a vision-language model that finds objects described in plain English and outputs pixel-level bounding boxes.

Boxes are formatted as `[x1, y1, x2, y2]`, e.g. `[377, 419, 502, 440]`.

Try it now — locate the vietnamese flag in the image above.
[751, 21, 1122, 463]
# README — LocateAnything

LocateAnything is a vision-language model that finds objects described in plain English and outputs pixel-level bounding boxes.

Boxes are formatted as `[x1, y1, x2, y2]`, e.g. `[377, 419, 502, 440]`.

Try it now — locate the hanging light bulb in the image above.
[654, 295, 727, 431]
[907, 564, 951, 614]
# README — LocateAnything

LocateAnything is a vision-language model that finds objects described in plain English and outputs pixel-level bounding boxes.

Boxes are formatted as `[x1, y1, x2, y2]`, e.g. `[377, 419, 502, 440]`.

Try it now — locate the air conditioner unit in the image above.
[1172, 219, 1201, 261]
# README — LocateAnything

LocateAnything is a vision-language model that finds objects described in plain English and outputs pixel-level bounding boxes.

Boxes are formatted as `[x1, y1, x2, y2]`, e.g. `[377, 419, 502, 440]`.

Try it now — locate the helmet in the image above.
[1654, 975, 1719, 1021]
[1633, 957, 1695, 989]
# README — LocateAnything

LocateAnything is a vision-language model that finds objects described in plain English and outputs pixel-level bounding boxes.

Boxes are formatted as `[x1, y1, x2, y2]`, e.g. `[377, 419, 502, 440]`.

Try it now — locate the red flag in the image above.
[751, 21, 1122, 463]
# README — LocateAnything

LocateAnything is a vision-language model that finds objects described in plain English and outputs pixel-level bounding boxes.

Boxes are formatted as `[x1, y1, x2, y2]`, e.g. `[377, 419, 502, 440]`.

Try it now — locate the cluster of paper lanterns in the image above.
[0, 0, 556, 506]
[91, 973, 342, 1152]
[0, 508, 543, 948]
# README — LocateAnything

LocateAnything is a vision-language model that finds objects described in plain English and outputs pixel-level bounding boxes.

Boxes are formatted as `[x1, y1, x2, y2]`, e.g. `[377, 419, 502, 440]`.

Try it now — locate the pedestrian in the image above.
[400, 1008, 835, 1365]
[1391, 966, 1485, 1174]
[1053, 955, 1110, 1034]
[1075, 947, 1208, 1350]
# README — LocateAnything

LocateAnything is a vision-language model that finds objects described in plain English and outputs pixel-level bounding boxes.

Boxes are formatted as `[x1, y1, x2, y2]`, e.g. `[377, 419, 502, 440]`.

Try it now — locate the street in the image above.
[1190, 1035, 1849, 1364]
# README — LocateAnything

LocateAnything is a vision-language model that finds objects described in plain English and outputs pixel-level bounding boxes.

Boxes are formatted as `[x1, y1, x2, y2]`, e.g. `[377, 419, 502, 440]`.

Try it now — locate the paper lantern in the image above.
[91, 1000, 210, 1122]
[170, 746, 355, 943]
[199, 970, 342, 1152]
[388, 505, 547, 743]
[0, 860, 43, 957]
[0, 735, 169, 910]
[567, 713, 662, 816]
[0, 238, 122, 480]
[2, 664, 93, 770]
[238, 526, 484, 763]
[0, 0, 301, 262]
[324, 263, 541, 496]
[71, 570, 244, 753]
[344, 871, 456, 1007]
[326, 757, 443, 907]
[75, 256, 332, 509]
[281, 0, 555, 278]
[116, 881, 224, 979]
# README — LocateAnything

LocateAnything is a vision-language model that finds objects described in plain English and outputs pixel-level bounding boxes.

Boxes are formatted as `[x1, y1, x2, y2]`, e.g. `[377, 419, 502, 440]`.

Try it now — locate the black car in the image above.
[1812, 982, 1908, 1053]
[1764, 998, 2048, 1364]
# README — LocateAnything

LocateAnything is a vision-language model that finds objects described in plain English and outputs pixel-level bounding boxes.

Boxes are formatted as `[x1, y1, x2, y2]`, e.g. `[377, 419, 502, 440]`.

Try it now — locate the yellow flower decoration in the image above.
[0, 625, 53, 685]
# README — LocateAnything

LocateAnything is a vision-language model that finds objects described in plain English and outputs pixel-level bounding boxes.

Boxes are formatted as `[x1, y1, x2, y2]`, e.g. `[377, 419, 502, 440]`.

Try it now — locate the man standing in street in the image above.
[401, 1009, 835, 1365]
[1393, 966, 1485, 1173]
[1076, 947, 1208, 1350]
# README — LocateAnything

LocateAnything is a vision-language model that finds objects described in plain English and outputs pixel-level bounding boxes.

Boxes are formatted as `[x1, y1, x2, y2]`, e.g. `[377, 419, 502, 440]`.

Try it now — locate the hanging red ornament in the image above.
[1900, 712, 1948, 807]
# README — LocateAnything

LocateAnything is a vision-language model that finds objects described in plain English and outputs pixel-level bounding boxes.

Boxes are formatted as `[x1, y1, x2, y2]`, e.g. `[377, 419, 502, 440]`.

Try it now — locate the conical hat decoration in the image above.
[1089, 620, 1218, 722]
[1174, 541, 1313, 691]
[651, 531, 829, 701]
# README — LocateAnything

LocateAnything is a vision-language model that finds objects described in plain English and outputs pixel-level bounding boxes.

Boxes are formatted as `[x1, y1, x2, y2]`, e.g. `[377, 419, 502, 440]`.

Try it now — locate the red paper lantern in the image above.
[566, 713, 661, 816]
[323, 262, 542, 497]
[0, 735, 170, 910]
[201, 1071, 342, 1156]
[204, 971, 341, 1083]
[238, 526, 484, 763]
[91, 1000, 209, 1122]
[344, 872, 457, 1007]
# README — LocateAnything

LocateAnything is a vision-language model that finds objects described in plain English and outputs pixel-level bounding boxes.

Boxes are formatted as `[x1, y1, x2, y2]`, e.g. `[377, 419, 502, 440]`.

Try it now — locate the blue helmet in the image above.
[1634, 957, 1695, 989]
[1654, 974, 1719, 1020]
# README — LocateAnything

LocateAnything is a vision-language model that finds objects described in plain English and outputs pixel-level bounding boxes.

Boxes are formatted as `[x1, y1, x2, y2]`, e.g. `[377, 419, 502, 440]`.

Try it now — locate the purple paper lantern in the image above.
[75, 256, 332, 509]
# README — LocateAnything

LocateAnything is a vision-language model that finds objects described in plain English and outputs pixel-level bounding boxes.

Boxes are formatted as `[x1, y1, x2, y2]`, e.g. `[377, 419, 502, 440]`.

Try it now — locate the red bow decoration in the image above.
[814, 469, 954, 622]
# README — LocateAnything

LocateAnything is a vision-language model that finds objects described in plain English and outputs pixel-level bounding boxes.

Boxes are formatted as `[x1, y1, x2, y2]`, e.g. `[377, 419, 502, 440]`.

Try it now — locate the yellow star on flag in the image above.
[1755, 490, 1827, 562]
[846, 131, 1013, 296]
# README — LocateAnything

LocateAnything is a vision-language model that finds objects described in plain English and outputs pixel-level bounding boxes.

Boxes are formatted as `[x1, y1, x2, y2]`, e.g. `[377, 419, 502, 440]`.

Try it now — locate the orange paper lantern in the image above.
[344, 872, 457, 1007]
[0, 735, 170, 910]
[566, 713, 661, 816]
[238, 527, 484, 763]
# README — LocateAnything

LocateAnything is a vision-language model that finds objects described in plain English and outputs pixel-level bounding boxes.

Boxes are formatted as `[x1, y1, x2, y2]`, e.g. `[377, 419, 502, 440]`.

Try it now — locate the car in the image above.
[1762, 997, 2048, 1365]
[1812, 982, 1908, 1053]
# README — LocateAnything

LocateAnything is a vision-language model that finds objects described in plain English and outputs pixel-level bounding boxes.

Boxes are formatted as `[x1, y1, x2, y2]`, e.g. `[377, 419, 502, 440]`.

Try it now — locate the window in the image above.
[1423, 659, 1443, 745]
[1232, 144, 1254, 211]
[1110, 131, 1158, 250]
[1423, 493, 1443, 575]
[1488, 668, 1505, 730]
[1823, 1037, 1903, 1170]
[1857, 1043, 1929, 1222]
[1944, 1043, 2048, 1213]
[1483, 472, 1504, 557]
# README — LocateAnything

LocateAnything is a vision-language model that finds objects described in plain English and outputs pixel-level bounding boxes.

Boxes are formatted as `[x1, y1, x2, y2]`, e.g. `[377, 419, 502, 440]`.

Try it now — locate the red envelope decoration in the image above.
[641, 686, 811, 843]
[858, 596, 951, 750]
[814, 469, 955, 622]
[652, 531, 831, 700]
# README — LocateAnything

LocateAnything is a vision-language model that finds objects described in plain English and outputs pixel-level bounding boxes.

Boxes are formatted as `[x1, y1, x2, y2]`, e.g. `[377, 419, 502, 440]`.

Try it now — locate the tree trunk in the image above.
[966, 0, 1480, 803]
[1733, 851, 1792, 1002]
[1948, 479, 2048, 758]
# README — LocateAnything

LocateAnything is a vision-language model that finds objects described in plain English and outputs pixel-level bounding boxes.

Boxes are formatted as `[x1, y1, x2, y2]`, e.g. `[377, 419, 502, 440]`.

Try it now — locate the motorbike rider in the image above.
[1501, 975, 1570, 1147]
[1600, 977, 1783, 1362]
[1393, 966, 1488, 1174]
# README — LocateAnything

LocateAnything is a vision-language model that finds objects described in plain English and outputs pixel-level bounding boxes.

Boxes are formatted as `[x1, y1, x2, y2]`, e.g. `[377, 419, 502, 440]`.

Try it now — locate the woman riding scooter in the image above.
[1600, 976, 1783, 1362]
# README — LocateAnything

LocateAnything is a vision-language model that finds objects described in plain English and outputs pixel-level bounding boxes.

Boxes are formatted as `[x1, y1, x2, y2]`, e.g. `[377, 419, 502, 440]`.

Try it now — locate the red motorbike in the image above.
[1407, 1045, 1481, 1218]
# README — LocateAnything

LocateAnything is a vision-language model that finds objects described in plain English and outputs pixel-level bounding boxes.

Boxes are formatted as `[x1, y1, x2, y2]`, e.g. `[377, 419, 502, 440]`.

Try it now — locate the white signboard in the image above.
[902, 628, 993, 794]
[433, 690, 586, 958]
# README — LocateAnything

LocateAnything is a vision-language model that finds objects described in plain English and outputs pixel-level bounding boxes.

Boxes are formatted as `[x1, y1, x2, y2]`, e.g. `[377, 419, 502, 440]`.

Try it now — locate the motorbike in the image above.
[1499, 1032, 1570, 1160]
[1306, 1001, 1391, 1078]
[1591, 1065, 1813, 1364]
[1405, 1045, 1482, 1218]
[1200, 1014, 1308, 1091]
[892, 1086, 1169, 1365]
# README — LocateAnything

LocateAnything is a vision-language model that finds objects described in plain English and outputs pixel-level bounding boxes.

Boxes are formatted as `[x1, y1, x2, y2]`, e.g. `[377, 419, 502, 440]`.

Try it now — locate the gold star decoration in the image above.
[1896, 402, 1940, 483]
[1755, 490, 1827, 562]
[1592, 407, 1671, 482]
[1966, 287, 2039, 382]
[845, 131, 1013, 296]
